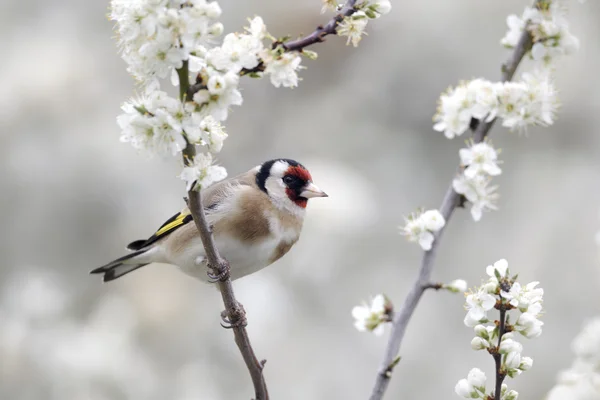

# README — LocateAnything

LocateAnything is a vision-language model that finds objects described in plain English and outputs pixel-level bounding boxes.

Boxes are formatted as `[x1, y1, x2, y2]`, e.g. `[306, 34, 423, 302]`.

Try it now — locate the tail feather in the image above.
[126, 239, 148, 251]
[91, 249, 152, 282]
[101, 263, 149, 282]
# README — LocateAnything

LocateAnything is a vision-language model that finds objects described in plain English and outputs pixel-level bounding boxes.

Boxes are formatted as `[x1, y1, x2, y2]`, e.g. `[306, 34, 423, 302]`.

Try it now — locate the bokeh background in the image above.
[1, 0, 600, 399]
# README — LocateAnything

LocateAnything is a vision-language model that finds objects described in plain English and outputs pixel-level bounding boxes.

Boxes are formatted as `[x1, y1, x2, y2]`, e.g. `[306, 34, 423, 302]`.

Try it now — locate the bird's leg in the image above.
[220, 302, 248, 329]
[206, 260, 231, 283]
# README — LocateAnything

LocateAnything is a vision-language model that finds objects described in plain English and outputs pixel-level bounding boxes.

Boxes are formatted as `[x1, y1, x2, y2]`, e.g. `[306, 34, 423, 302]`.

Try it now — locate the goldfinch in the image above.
[91, 158, 327, 283]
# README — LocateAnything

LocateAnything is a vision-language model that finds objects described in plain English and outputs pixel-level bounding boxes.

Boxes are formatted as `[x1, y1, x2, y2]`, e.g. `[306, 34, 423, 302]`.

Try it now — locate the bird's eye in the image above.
[283, 176, 295, 185]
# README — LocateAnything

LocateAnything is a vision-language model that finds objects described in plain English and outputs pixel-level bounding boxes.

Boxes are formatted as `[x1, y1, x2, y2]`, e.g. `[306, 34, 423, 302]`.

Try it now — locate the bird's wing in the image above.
[126, 170, 257, 251]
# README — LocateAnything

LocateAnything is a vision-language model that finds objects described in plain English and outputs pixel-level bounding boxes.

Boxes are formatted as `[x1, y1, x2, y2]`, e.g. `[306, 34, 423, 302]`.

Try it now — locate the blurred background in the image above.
[1, 0, 600, 399]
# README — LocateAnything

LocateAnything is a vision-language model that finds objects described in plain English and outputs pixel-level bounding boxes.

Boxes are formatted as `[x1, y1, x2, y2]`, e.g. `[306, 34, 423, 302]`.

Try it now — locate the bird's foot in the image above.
[220, 302, 247, 329]
[207, 261, 230, 283]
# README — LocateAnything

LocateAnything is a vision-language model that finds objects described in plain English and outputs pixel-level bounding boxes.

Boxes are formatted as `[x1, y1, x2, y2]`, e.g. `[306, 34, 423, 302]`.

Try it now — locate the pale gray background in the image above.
[1, 0, 599, 399]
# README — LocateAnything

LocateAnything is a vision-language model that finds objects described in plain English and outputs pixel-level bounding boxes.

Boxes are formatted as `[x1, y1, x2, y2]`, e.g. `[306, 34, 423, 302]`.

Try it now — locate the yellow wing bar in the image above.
[155, 210, 192, 237]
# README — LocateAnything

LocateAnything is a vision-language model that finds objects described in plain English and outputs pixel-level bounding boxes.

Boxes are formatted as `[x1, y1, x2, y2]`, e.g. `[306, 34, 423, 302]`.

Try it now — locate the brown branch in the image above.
[178, 61, 269, 400]
[493, 307, 507, 400]
[283, 0, 359, 51]
[368, 5, 537, 399]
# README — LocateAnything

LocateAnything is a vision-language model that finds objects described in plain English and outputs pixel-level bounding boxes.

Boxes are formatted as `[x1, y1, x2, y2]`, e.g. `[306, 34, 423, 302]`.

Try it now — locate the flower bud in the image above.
[445, 279, 468, 293]
[471, 337, 490, 351]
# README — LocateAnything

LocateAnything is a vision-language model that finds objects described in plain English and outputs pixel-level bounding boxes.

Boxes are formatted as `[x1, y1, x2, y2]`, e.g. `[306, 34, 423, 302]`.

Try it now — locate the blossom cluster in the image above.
[400, 209, 446, 251]
[455, 369, 519, 400]
[112, 0, 391, 191]
[501, 1, 579, 66]
[434, 71, 559, 139]
[546, 318, 600, 400]
[455, 259, 544, 399]
[111, 0, 224, 85]
[351, 294, 393, 336]
[433, 71, 559, 221]
[428, 0, 578, 223]
[452, 140, 501, 222]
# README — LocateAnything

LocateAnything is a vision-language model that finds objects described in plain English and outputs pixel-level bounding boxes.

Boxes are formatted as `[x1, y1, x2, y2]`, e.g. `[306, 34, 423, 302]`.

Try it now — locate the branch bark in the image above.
[282, 0, 358, 51]
[493, 307, 507, 400]
[178, 61, 269, 400]
[368, 11, 536, 400]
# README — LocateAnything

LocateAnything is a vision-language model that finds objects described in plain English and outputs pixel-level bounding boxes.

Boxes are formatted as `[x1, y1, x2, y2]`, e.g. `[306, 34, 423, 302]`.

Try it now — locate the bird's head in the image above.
[255, 158, 327, 214]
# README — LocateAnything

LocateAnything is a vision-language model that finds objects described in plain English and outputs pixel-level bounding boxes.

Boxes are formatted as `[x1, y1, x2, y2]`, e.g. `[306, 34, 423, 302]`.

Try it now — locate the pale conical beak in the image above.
[300, 182, 328, 198]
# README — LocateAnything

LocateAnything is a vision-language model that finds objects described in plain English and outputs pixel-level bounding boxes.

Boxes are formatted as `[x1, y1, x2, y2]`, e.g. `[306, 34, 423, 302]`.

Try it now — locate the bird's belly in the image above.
[171, 234, 285, 282]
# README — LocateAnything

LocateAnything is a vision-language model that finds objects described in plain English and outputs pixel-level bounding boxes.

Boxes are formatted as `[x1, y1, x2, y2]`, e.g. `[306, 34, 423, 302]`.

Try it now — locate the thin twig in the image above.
[178, 61, 269, 400]
[493, 307, 507, 400]
[368, 8, 537, 400]
[283, 0, 358, 51]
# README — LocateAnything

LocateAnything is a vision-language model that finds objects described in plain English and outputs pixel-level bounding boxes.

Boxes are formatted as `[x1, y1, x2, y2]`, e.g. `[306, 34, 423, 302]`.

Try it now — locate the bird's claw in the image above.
[220, 302, 247, 329]
[207, 262, 230, 283]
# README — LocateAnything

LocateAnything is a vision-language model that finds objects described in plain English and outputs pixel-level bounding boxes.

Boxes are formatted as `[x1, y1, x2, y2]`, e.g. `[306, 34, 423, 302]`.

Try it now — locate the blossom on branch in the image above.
[455, 368, 487, 399]
[111, 0, 224, 85]
[179, 152, 227, 191]
[501, 2, 579, 65]
[444, 279, 468, 293]
[400, 209, 446, 251]
[456, 259, 544, 399]
[337, 11, 369, 47]
[352, 294, 393, 336]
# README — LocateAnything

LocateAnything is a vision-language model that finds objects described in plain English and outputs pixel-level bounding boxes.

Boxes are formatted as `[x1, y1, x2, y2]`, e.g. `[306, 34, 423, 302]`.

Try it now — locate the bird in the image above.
[91, 158, 328, 283]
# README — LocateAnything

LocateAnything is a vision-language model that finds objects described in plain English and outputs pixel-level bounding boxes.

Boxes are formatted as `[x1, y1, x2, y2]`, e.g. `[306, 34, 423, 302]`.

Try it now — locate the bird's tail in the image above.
[90, 248, 155, 282]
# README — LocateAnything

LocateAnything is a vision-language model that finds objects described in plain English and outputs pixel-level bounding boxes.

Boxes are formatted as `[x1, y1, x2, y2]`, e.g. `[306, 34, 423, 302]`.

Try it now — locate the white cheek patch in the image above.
[265, 175, 287, 203]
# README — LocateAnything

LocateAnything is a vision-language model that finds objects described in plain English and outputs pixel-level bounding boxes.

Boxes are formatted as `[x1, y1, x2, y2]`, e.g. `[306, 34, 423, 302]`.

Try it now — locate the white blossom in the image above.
[179, 152, 227, 191]
[352, 294, 390, 336]
[467, 79, 502, 122]
[110, 0, 223, 84]
[514, 312, 544, 338]
[501, 3, 579, 65]
[471, 336, 490, 351]
[464, 287, 496, 327]
[452, 174, 498, 221]
[498, 71, 559, 131]
[118, 90, 188, 156]
[505, 351, 522, 370]
[459, 141, 502, 179]
[369, 0, 392, 18]
[501, 281, 544, 313]
[455, 368, 487, 398]
[337, 11, 369, 47]
[433, 84, 472, 139]
[519, 357, 533, 371]
[486, 258, 509, 280]
[546, 318, 600, 400]
[247, 16, 267, 40]
[445, 279, 468, 293]
[400, 209, 446, 251]
[200, 115, 228, 152]
[192, 70, 243, 121]
[460, 260, 543, 398]
[262, 51, 303, 88]
[499, 336, 523, 355]
[321, 0, 339, 14]
[206, 32, 262, 73]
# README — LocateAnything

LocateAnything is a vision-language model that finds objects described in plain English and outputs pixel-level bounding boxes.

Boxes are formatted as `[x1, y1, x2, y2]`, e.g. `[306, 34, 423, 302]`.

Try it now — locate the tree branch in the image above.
[282, 0, 358, 51]
[493, 307, 507, 400]
[178, 61, 269, 400]
[368, 12, 536, 400]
